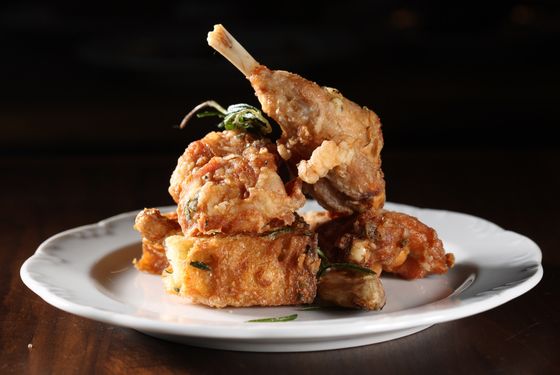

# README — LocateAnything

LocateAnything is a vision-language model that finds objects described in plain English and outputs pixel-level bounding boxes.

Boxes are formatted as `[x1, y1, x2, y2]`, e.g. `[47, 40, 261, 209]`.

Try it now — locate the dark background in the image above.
[2, 0, 558, 156]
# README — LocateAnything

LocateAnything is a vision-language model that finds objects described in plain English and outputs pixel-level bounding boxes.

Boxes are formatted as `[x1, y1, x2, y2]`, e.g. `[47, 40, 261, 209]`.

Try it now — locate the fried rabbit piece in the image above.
[133, 208, 182, 274]
[207, 24, 385, 214]
[317, 210, 455, 279]
[318, 269, 386, 310]
[169, 130, 305, 236]
[162, 219, 320, 308]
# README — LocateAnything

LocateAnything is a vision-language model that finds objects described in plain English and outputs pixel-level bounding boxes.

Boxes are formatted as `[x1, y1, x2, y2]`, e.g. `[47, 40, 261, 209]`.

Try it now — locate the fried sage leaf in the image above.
[179, 100, 272, 135]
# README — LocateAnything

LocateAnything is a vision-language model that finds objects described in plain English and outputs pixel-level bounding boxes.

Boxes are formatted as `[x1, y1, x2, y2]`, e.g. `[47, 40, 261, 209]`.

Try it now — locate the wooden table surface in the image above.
[1, 149, 558, 374]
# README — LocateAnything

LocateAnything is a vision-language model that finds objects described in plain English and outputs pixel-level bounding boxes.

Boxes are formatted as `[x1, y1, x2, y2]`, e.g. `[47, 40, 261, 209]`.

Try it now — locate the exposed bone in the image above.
[207, 24, 260, 77]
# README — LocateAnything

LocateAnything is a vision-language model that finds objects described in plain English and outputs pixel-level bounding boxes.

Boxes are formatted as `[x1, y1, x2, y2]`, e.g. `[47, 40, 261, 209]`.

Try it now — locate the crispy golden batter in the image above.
[316, 210, 454, 279]
[162, 218, 320, 308]
[133, 208, 182, 274]
[250, 68, 386, 214]
[169, 130, 305, 236]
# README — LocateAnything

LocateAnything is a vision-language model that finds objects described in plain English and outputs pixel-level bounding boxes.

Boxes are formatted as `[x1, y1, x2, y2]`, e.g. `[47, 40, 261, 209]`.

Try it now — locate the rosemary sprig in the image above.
[263, 226, 294, 238]
[190, 261, 211, 272]
[317, 262, 376, 278]
[247, 314, 298, 323]
[317, 247, 329, 263]
[179, 100, 272, 136]
[316, 247, 375, 278]
[298, 305, 323, 311]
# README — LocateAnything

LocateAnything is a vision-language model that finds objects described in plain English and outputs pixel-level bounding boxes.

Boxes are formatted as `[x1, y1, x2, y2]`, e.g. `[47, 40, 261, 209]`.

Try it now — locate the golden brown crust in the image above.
[133, 208, 181, 274]
[316, 209, 454, 280]
[134, 238, 169, 274]
[163, 219, 320, 308]
[378, 211, 455, 278]
[249, 68, 385, 214]
[169, 130, 305, 236]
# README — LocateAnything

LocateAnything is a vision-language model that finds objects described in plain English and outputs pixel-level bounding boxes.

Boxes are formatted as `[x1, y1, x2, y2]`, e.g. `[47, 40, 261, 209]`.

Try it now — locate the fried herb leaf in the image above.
[247, 314, 298, 323]
[298, 305, 323, 311]
[179, 100, 272, 136]
[190, 261, 211, 272]
[316, 247, 375, 278]
[264, 226, 294, 238]
[316, 247, 329, 263]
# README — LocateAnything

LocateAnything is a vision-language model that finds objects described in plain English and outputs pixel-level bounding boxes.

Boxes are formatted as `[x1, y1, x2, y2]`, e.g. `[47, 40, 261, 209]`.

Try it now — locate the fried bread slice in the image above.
[162, 222, 320, 308]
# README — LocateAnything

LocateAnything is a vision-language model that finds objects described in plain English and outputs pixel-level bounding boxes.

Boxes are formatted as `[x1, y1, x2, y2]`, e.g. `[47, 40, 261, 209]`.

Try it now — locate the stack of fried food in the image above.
[135, 130, 320, 308]
[134, 24, 454, 310]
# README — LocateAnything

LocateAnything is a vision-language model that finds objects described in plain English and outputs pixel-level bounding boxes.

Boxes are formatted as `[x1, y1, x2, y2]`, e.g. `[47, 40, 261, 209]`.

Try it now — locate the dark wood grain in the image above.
[1, 151, 558, 374]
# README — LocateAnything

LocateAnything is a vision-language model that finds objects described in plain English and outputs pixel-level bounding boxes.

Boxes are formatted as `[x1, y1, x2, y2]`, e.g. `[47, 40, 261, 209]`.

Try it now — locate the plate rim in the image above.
[20, 202, 544, 341]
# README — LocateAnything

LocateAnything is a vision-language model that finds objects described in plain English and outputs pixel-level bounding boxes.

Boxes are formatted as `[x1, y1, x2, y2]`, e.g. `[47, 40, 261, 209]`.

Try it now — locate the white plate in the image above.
[20, 201, 543, 352]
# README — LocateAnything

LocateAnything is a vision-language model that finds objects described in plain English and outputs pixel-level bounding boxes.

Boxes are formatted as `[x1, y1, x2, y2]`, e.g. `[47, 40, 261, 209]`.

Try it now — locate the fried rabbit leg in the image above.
[207, 24, 385, 215]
